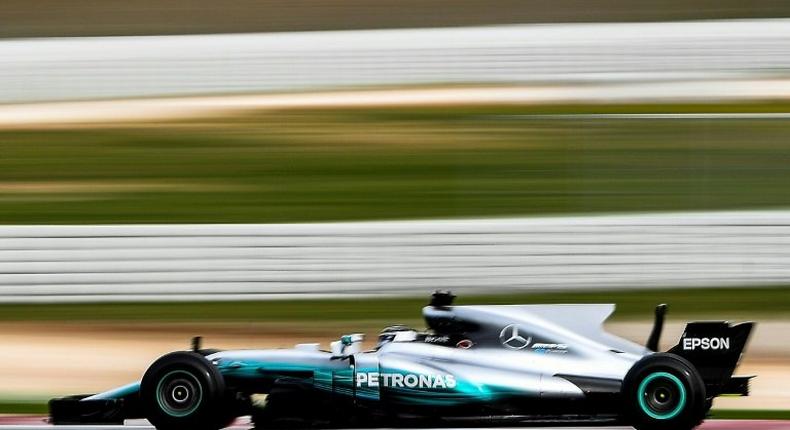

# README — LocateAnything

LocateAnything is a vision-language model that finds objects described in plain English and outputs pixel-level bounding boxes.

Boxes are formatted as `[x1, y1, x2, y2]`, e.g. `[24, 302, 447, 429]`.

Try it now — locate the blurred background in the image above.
[1, 0, 789, 420]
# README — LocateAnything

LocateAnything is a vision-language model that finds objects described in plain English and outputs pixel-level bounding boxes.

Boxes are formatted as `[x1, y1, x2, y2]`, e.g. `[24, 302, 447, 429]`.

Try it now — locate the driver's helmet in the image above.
[376, 324, 417, 348]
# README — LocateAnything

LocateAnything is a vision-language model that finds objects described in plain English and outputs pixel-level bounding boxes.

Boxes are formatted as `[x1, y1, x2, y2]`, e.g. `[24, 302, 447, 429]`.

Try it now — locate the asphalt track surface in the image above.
[1, 417, 790, 430]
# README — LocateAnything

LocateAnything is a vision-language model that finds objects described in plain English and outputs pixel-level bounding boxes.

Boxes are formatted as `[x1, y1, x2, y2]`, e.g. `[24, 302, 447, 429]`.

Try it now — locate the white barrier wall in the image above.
[2, 19, 790, 103]
[1, 211, 789, 303]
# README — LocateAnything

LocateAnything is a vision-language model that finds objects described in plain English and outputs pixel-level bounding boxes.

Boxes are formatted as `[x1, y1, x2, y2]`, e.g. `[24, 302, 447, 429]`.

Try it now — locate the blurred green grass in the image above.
[0, 286, 786, 323]
[2, 102, 790, 224]
[0, 401, 47, 414]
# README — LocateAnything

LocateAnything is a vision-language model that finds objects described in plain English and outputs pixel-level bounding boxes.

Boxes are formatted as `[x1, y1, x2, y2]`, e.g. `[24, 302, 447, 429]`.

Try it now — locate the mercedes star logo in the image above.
[499, 324, 532, 350]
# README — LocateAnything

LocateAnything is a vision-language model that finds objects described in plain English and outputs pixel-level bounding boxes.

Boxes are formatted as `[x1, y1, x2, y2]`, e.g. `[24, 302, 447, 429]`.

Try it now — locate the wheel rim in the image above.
[155, 370, 204, 417]
[637, 371, 687, 420]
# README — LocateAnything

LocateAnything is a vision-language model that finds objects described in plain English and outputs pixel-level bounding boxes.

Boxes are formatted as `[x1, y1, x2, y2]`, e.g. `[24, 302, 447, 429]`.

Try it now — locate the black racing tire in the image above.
[140, 351, 231, 430]
[622, 353, 707, 430]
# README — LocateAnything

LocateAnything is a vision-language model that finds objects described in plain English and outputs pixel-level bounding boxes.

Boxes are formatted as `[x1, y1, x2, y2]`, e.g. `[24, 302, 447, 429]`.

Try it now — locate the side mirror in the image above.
[343, 333, 364, 355]
[331, 333, 365, 357]
[330, 341, 345, 357]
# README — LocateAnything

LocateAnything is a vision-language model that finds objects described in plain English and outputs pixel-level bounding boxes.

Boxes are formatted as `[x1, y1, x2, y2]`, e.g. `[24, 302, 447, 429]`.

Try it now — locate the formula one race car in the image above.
[50, 291, 754, 430]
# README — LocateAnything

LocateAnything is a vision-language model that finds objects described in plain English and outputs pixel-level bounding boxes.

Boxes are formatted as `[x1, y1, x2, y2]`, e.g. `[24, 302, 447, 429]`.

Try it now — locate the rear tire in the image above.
[141, 352, 232, 430]
[623, 353, 706, 430]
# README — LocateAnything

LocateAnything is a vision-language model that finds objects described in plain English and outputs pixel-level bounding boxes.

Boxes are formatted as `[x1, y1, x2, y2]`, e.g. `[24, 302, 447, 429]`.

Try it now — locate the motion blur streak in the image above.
[3, 0, 790, 38]
[1, 420, 789, 430]
[2, 19, 790, 103]
[1, 211, 789, 303]
[5, 84, 790, 127]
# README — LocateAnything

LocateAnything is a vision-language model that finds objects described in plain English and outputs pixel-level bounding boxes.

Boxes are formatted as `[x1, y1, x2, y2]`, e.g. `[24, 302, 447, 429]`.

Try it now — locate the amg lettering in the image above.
[425, 335, 450, 343]
[682, 337, 731, 351]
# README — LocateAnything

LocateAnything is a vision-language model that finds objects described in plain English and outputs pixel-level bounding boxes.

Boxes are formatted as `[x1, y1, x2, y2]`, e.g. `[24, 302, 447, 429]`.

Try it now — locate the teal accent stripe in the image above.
[637, 372, 687, 420]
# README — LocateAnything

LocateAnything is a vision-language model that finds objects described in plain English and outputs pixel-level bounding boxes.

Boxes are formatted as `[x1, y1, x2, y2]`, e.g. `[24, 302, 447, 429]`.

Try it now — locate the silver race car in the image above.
[50, 291, 754, 430]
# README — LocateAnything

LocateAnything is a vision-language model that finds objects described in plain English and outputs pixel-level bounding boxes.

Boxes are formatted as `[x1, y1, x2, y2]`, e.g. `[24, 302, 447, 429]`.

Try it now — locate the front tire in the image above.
[623, 353, 706, 430]
[141, 352, 231, 430]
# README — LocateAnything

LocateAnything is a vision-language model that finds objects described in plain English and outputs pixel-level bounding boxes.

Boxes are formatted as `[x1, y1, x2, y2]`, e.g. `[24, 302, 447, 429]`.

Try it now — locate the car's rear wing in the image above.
[668, 321, 755, 397]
